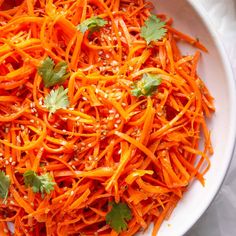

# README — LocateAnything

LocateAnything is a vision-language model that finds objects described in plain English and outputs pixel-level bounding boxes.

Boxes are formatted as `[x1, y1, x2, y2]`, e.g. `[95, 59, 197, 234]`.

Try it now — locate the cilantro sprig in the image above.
[106, 202, 132, 233]
[77, 16, 107, 34]
[0, 171, 11, 202]
[38, 57, 70, 88]
[141, 14, 167, 44]
[44, 86, 69, 115]
[23, 170, 55, 197]
[131, 73, 162, 97]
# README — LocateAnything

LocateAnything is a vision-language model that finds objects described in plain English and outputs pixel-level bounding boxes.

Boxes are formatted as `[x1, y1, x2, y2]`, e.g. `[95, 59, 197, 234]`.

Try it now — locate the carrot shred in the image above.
[0, 0, 214, 235]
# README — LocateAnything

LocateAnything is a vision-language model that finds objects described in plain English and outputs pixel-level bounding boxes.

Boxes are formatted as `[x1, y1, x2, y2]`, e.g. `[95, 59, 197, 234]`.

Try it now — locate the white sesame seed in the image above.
[0, 153, 3, 156]
[95, 89, 99, 93]
[104, 93, 108, 99]
[108, 36, 111, 41]
[72, 165, 76, 169]
[30, 119, 34, 123]
[71, 191, 74, 196]
[115, 114, 119, 119]
[82, 97, 87, 101]
[111, 60, 118, 66]
[121, 102, 126, 107]
[88, 143, 92, 147]
[9, 157, 12, 163]
[118, 149, 122, 154]
[5, 160, 9, 165]
[5, 127, 9, 133]
[118, 31, 122, 36]
[105, 54, 110, 59]
[98, 51, 103, 55]
[23, 196, 28, 199]
[114, 124, 118, 128]
[116, 119, 121, 124]
[10, 200, 14, 204]
[12, 161, 16, 166]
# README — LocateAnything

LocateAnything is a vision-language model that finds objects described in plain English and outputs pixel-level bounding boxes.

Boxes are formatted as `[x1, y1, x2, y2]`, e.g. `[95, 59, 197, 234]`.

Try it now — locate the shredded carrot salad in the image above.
[0, 0, 215, 235]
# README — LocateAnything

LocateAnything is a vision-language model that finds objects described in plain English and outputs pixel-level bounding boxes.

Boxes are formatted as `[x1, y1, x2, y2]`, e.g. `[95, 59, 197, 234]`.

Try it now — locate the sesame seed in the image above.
[23, 196, 28, 199]
[88, 143, 92, 147]
[12, 161, 16, 166]
[116, 119, 121, 124]
[118, 149, 122, 154]
[114, 124, 118, 128]
[121, 102, 126, 107]
[115, 114, 119, 118]
[0, 153, 3, 156]
[95, 89, 99, 93]
[98, 51, 103, 55]
[118, 31, 122, 36]
[71, 191, 74, 196]
[105, 54, 110, 59]
[5, 127, 9, 133]
[30, 102, 35, 108]
[30, 119, 34, 123]
[129, 66, 134, 70]
[5, 160, 9, 165]
[111, 60, 118, 66]
[82, 97, 87, 101]
[104, 93, 108, 99]
[9, 157, 12, 163]
[108, 36, 111, 41]
[10, 200, 14, 205]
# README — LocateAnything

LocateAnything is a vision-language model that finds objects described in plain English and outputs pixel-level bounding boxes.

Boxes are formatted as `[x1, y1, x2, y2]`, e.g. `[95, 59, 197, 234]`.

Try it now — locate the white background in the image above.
[187, 0, 236, 235]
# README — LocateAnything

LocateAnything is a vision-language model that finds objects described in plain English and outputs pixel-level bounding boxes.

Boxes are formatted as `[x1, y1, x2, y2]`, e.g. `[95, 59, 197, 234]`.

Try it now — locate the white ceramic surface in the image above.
[138, 0, 236, 235]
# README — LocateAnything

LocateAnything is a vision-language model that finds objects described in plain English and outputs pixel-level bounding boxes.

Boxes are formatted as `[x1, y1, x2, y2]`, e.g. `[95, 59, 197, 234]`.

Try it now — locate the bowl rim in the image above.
[181, 0, 236, 235]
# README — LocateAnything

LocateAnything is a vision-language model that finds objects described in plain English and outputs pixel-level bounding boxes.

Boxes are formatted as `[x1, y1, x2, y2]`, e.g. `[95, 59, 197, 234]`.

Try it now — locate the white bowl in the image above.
[139, 0, 236, 235]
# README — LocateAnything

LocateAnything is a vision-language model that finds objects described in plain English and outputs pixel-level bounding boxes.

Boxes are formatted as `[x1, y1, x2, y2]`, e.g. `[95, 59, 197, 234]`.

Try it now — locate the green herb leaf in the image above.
[38, 57, 70, 88]
[131, 73, 162, 97]
[77, 16, 107, 34]
[106, 202, 132, 233]
[0, 171, 10, 201]
[24, 170, 55, 197]
[44, 86, 69, 115]
[141, 14, 167, 44]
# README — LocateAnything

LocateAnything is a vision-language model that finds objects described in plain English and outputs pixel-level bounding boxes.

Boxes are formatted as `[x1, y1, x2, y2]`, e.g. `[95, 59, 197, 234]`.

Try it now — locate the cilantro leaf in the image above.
[106, 202, 132, 233]
[77, 16, 107, 34]
[141, 14, 167, 44]
[131, 73, 162, 97]
[38, 57, 70, 88]
[44, 86, 69, 115]
[0, 171, 10, 201]
[23, 170, 55, 197]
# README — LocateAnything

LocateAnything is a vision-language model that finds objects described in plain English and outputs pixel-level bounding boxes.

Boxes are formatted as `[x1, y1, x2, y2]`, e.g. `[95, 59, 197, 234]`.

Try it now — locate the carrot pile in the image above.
[0, 0, 215, 235]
